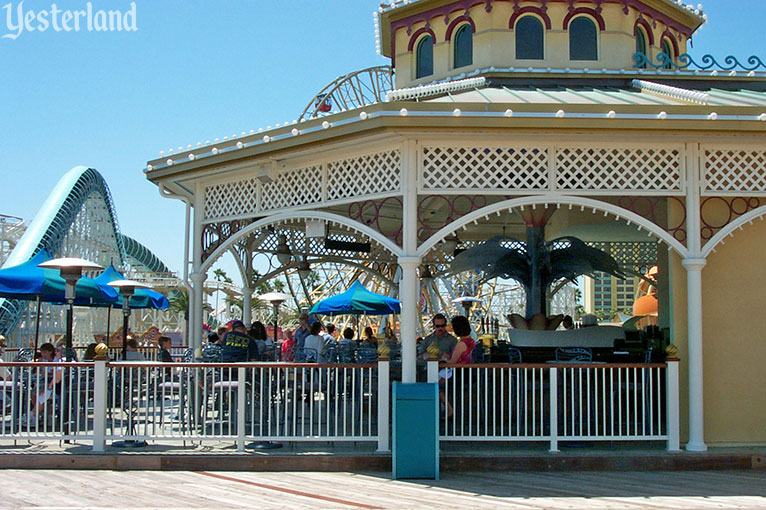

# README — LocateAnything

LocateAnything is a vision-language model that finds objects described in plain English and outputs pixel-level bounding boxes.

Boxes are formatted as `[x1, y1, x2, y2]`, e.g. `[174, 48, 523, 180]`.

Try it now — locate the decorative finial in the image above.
[665, 343, 679, 359]
[377, 343, 390, 360]
[94, 342, 109, 361]
[426, 342, 440, 361]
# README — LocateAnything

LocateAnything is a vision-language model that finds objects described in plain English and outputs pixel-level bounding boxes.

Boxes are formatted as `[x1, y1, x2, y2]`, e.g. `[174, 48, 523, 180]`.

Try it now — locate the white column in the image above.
[399, 139, 420, 383]
[398, 256, 420, 383]
[666, 358, 681, 452]
[682, 143, 707, 452]
[91, 359, 107, 452]
[682, 257, 707, 451]
[242, 286, 253, 325]
[377, 358, 390, 452]
[190, 272, 206, 354]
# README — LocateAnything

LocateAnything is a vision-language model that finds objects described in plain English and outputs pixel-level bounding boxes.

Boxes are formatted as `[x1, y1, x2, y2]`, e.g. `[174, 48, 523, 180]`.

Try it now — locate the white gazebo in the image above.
[146, 0, 766, 449]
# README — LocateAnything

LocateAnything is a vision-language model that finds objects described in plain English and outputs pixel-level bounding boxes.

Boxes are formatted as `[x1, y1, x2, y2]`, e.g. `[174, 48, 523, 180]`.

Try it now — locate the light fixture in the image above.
[275, 235, 292, 265]
[420, 265, 434, 286]
[107, 279, 152, 361]
[297, 259, 311, 280]
[39, 257, 104, 359]
[442, 234, 460, 254]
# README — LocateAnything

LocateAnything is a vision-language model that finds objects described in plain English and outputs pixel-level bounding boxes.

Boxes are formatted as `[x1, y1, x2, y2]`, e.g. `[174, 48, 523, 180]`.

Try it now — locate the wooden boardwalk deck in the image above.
[1, 469, 765, 509]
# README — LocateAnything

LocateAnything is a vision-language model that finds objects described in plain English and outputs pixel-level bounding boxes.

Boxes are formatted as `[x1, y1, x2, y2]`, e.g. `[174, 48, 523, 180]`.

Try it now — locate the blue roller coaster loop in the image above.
[0, 166, 169, 336]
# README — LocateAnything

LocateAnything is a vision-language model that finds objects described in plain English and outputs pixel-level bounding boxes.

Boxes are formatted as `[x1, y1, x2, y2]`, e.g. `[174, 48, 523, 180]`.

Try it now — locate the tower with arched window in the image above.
[381, 0, 699, 87]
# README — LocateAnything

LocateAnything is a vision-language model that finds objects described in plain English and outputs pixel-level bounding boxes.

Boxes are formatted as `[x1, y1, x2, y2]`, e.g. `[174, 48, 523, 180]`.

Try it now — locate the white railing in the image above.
[0, 360, 382, 451]
[0, 362, 96, 441]
[0, 359, 679, 453]
[430, 361, 679, 451]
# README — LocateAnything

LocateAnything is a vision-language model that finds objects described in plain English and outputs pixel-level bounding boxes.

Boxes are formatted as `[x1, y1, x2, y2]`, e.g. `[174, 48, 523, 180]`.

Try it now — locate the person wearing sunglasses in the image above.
[417, 313, 457, 361]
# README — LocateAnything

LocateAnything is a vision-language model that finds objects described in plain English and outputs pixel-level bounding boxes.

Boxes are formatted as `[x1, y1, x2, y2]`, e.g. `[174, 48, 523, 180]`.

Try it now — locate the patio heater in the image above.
[248, 291, 291, 450]
[107, 279, 152, 360]
[38, 257, 104, 360]
[452, 296, 482, 322]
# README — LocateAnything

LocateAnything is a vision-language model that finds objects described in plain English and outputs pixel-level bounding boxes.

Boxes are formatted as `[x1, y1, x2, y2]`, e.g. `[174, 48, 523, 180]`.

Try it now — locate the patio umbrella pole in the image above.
[106, 305, 112, 343]
[33, 295, 41, 352]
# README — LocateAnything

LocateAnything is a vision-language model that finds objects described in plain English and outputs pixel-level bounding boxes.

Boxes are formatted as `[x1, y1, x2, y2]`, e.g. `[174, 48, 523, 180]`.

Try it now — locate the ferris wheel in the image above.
[297, 66, 394, 122]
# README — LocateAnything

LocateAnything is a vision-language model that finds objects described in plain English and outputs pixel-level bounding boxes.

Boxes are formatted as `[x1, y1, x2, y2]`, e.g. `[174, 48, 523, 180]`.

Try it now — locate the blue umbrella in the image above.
[310, 281, 400, 316]
[93, 266, 169, 310]
[0, 249, 118, 305]
[0, 249, 119, 351]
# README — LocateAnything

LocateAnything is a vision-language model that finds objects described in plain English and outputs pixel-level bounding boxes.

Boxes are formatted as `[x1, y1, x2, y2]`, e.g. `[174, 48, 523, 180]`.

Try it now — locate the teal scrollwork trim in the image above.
[633, 52, 766, 72]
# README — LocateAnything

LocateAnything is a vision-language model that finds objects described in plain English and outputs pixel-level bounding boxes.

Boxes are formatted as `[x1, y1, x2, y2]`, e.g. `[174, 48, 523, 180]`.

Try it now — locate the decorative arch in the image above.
[416, 195, 688, 259]
[660, 30, 679, 56]
[407, 26, 437, 52]
[509, 7, 551, 30]
[563, 8, 606, 31]
[634, 17, 655, 46]
[702, 205, 766, 258]
[200, 211, 403, 274]
[445, 15, 475, 41]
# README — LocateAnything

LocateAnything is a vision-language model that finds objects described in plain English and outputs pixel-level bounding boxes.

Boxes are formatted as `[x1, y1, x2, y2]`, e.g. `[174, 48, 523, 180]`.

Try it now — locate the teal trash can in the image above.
[392, 382, 439, 480]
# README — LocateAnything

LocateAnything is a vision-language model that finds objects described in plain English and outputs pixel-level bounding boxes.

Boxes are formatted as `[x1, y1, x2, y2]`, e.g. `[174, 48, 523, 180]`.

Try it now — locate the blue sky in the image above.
[1, 0, 764, 285]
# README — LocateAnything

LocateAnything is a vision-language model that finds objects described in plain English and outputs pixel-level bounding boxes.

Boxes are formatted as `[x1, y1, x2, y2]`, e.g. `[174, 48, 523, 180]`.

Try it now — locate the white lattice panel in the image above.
[261, 165, 323, 211]
[326, 150, 401, 201]
[421, 146, 549, 191]
[703, 149, 766, 194]
[555, 146, 682, 193]
[204, 178, 259, 220]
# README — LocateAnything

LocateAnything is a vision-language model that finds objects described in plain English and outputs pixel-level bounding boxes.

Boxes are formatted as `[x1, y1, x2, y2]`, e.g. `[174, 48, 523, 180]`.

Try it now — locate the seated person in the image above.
[339, 327, 355, 346]
[82, 342, 98, 361]
[124, 338, 146, 361]
[418, 314, 457, 360]
[158, 336, 174, 363]
[361, 326, 377, 348]
[35, 343, 63, 415]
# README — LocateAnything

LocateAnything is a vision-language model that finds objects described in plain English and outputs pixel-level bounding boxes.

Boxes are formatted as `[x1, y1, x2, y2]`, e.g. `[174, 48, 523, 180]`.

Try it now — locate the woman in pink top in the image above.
[281, 329, 295, 361]
[439, 315, 475, 417]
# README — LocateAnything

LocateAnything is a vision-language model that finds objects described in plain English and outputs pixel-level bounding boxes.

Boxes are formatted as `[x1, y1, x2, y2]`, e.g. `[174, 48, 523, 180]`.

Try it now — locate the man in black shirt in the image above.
[221, 320, 258, 362]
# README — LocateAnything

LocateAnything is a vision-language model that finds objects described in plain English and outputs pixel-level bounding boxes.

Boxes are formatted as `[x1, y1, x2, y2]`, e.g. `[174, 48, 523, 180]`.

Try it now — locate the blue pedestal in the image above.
[392, 382, 439, 480]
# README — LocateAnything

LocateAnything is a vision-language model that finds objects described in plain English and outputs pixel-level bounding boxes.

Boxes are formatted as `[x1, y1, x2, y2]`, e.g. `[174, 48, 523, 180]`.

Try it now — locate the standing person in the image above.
[158, 336, 174, 363]
[439, 315, 476, 418]
[418, 313, 457, 360]
[220, 320, 259, 362]
[303, 322, 324, 362]
[281, 329, 295, 361]
[293, 313, 311, 362]
[248, 321, 268, 360]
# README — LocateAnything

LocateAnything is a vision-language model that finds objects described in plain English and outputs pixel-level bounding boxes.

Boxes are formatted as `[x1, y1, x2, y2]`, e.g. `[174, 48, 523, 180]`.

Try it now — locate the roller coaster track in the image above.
[0, 166, 170, 336]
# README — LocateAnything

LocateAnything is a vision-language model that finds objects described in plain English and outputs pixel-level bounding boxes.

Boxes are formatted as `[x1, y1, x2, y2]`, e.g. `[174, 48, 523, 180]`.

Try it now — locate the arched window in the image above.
[569, 17, 597, 61]
[453, 24, 473, 69]
[516, 16, 544, 60]
[635, 27, 647, 68]
[661, 38, 674, 69]
[416, 35, 434, 78]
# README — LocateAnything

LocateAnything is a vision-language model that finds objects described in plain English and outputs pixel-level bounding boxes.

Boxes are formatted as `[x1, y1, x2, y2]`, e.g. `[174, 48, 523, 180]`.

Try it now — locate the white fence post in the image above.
[549, 367, 559, 452]
[237, 366, 246, 452]
[377, 359, 390, 453]
[92, 360, 107, 452]
[427, 360, 438, 383]
[666, 359, 681, 452]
